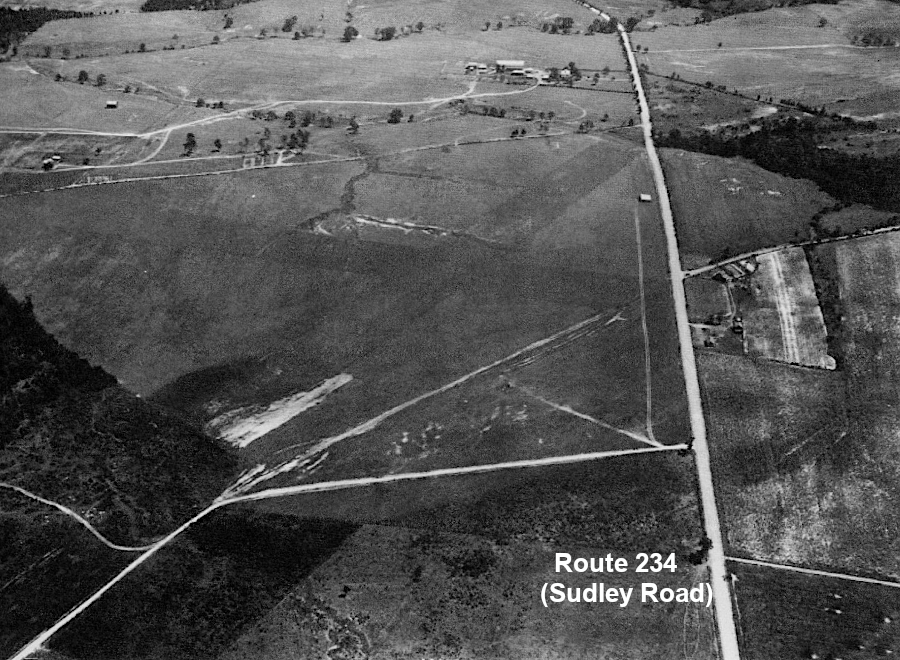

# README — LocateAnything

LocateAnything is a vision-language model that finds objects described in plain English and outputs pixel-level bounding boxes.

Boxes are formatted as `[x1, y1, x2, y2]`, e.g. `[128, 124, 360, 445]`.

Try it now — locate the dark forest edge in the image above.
[656, 116, 900, 215]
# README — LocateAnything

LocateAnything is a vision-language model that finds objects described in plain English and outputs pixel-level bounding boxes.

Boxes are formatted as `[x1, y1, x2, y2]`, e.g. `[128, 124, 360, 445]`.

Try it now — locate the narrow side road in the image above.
[728, 556, 900, 590]
[613, 13, 742, 660]
[0, 482, 153, 553]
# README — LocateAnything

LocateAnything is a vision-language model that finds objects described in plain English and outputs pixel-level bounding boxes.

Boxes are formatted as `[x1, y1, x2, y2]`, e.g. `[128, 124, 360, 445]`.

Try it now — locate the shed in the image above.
[496, 59, 525, 71]
[105, 100, 118, 109]
[639, 193, 652, 202]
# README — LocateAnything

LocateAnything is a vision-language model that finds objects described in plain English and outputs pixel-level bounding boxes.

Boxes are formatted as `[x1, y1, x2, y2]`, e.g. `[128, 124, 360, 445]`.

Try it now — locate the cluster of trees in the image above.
[670, 0, 835, 19]
[281, 14, 297, 32]
[140, 0, 256, 12]
[374, 22, 424, 40]
[587, 17, 618, 34]
[0, 7, 86, 53]
[0, 283, 237, 543]
[196, 98, 226, 109]
[541, 16, 575, 34]
[576, 119, 596, 133]
[292, 24, 317, 39]
[850, 29, 899, 47]
[657, 117, 900, 212]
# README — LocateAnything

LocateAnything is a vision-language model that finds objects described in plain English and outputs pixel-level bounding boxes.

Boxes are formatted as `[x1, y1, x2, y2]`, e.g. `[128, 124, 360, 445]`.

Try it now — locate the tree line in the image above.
[657, 117, 900, 212]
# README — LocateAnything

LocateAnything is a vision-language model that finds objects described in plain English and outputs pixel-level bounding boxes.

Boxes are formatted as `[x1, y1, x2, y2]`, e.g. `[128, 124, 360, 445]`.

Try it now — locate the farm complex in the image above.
[1, 0, 899, 658]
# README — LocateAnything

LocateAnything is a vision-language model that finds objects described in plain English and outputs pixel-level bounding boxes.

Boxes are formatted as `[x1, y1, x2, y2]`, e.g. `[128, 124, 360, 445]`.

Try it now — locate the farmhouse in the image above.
[710, 258, 758, 282]
[495, 59, 525, 72]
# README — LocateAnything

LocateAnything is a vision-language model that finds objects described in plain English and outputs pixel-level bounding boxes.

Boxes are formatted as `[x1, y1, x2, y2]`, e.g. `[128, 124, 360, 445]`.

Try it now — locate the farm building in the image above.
[495, 59, 525, 72]
[639, 193, 652, 202]
[710, 258, 759, 282]
[465, 62, 489, 74]
[105, 100, 118, 109]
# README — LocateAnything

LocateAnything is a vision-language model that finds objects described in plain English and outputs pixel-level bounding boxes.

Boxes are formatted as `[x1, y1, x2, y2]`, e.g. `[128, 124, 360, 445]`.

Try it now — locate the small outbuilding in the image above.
[105, 100, 118, 109]
[639, 193, 652, 202]
[495, 59, 525, 72]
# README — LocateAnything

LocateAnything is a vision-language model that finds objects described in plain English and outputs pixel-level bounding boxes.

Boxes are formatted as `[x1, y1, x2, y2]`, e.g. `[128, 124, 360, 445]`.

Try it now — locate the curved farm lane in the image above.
[0, 482, 154, 553]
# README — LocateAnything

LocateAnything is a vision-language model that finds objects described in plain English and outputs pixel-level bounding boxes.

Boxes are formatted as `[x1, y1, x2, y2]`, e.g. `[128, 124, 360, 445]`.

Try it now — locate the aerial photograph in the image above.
[1, 0, 899, 656]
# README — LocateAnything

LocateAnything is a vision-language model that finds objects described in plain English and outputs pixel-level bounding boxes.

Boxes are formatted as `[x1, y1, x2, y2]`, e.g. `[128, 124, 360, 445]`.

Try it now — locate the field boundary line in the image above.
[0, 482, 154, 552]
[728, 556, 900, 589]
[683, 223, 900, 278]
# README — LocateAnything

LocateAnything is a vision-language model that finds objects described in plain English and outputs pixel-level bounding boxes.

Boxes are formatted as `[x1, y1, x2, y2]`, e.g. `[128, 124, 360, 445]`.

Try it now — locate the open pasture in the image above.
[729, 560, 900, 659]
[221, 523, 717, 660]
[0, 128, 677, 481]
[835, 231, 900, 411]
[660, 149, 832, 267]
[743, 247, 833, 369]
[47, 454, 714, 659]
[0, 62, 202, 132]
[29, 25, 629, 106]
[699, 349, 900, 579]
[638, 2, 900, 114]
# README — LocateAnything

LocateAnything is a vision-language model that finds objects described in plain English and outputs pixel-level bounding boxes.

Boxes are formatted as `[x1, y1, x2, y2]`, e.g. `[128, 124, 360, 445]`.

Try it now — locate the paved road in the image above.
[612, 13, 743, 660]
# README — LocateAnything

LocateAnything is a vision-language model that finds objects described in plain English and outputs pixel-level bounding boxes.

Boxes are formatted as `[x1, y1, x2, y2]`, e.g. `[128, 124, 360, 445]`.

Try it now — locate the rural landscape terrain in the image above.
[1, 0, 899, 657]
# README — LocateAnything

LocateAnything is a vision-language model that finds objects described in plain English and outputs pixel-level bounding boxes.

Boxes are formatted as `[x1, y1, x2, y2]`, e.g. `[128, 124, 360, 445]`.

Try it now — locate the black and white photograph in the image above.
[1, 0, 900, 657]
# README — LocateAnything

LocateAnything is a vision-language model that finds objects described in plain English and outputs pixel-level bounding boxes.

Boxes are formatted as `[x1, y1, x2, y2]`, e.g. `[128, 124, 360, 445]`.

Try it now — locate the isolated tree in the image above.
[415, 21, 424, 32]
[483, 21, 490, 31]
[213, 138, 222, 151]
[547, 111, 555, 121]
[282, 15, 298, 32]
[496, 21, 502, 30]
[548, 67, 559, 83]
[259, 28, 267, 38]
[77, 70, 89, 84]
[342, 25, 358, 42]
[387, 108, 403, 123]
[624, 16, 640, 32]
[348, 116, 359, 134]
[54, 73, 63, 82]
[96, 73, 106, 87]
[183, 132, 197, 156]
[61, 47, 71, 59]
[224, 16, 233, 28]
[43, 46, 51, 58]
[293, 31, 300, 40]
[284, 110, 296, 127]
[124, 84, 131, 93]
[196, 97, 205, 107]
[139, 42, 146, 52]
[212, 35, 220, 44]
[380, 26, 396, 40]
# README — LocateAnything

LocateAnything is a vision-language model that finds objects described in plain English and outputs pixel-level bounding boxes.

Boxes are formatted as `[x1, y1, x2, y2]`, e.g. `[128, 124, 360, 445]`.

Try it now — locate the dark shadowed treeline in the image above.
[657, 118, 900, 213]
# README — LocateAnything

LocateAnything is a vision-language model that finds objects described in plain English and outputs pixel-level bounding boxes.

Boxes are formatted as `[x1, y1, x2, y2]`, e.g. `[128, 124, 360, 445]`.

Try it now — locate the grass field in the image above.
[0, 127, 686, 487]
[743, 247, 833, 369]
[638, 0, 900, 116]
[42, 454, 715, 659]
[236, 456, 716, 658]
[0, 62, 204, 132]
[660, 148, 832, 267]
[699, 347, 900, 579]
[729, 561, 900, 659]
